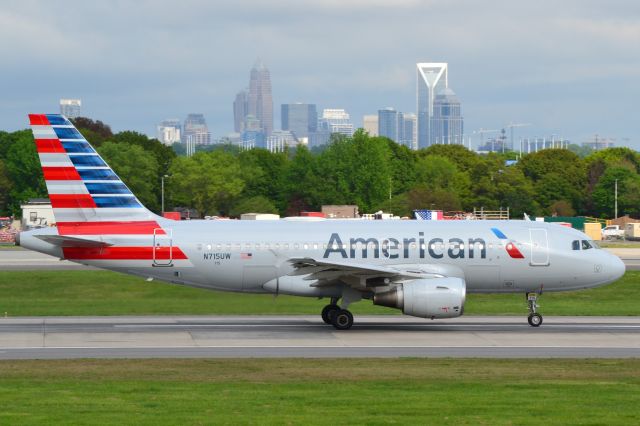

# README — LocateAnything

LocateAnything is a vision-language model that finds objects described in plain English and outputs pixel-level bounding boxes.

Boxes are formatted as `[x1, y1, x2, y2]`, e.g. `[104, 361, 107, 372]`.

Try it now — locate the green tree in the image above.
[230, 196, 279, 217]
[109, 131, 176, 177]
[4, 130, 47, 216]
[592, 167, 640, 218]
[283, 145, 321, 214]
[517, 149, 586, 214]
[168, 151, 245, 216]
[0, 159, 13, 215]
[97, 142, 160, 212]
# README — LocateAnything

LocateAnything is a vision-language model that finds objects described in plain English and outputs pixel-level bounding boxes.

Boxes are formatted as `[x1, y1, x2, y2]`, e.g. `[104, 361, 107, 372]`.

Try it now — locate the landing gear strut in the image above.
[526, 292, 543, 327]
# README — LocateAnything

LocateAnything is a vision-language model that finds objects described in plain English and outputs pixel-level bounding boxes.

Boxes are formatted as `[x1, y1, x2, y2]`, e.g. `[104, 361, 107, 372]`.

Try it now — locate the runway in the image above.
[0, 315, 639, 359]
[2, 247, 640, 270]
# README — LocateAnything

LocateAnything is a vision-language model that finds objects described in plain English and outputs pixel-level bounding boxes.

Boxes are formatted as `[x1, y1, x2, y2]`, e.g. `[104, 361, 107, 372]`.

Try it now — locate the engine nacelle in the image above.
[373, 277, 466, 319]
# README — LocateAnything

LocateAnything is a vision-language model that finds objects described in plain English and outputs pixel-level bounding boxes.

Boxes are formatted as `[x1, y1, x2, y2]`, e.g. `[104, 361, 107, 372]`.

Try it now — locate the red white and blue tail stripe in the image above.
[29, 114, 190, 266]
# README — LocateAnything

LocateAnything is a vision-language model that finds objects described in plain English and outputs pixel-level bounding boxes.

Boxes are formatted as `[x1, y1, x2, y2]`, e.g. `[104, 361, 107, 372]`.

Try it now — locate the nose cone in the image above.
[609, 255, 625, 283]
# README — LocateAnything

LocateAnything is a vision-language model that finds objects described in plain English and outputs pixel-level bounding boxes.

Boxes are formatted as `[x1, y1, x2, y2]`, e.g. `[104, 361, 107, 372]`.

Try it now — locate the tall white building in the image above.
[59, 99, 81, 119]
[157, 119, 181, 145]
[416, 63, 448, 148]
[363, 115, 378, 136]
[319, 109, 354, 137]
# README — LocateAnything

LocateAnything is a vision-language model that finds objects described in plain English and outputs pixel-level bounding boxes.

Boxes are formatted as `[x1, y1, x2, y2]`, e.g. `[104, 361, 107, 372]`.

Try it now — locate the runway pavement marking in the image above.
[111, 324, 640, 329]
[1, 345, 639, 350]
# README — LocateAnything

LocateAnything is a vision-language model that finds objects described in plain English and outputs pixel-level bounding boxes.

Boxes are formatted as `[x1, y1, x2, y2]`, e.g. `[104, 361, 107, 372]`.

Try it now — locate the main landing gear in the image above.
[321, 297, 355, 330]
[526, 292, 543, 327]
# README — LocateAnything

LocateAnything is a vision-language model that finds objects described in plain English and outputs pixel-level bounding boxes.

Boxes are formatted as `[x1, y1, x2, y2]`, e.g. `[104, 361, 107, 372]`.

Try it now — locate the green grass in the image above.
[0, 270, 639, 316]
[0, 359, 638, 425]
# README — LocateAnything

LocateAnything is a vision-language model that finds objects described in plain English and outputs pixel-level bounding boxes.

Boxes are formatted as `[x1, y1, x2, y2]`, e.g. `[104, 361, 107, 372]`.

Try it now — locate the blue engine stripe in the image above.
[491, 227, 508, 239]
[54, 127, 83, 139]
[85, 182, 132, 195]
[93, 196, 141, 208]
[78, 169, 119, 181]
[70, 155, 107, 167]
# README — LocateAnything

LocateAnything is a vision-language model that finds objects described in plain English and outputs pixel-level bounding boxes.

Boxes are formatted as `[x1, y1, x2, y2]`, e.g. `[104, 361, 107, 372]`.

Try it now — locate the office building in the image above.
[247, 59, 273, 136]
[378, 108, 399, 142]
[318, 109, 354, 137]
[266, 130, 298, 153]
[416, 63, 448, 148]
[401, 113, 417, 149]
[363, 115, 378, 136]
[157, 119, 181, 145]
[183, 113, 211, 145]
[281, 103, 317, 139]
[430, 88, 464, 145]
[59, 99, 81, 119]
[233, 89, 248, 133]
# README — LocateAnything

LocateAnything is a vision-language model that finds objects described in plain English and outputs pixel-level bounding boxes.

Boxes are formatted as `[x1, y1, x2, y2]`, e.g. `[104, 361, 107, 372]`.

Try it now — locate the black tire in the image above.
[528, 313, 543, 327]
[321, 304, 340, 324]
[332, 309, 354, 330]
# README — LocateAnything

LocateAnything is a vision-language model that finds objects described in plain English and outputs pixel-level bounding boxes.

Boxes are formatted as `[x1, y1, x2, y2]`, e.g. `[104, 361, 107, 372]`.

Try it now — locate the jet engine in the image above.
[373, 277, 466, 319]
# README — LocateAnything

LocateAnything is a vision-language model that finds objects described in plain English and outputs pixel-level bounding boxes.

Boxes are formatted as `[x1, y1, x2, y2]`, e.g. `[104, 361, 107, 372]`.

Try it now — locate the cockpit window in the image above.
[581, 240, 592, 250]
[572, 240, 580, 250]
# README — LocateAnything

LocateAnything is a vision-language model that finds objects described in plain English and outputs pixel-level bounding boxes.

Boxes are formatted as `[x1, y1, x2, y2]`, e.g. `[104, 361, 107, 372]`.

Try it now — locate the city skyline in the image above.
[0, 1, 638, 148]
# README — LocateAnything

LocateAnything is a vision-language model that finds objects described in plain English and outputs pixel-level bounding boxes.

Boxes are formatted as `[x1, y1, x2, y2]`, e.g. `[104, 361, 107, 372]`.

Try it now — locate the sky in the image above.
[1, 0, 639, 149]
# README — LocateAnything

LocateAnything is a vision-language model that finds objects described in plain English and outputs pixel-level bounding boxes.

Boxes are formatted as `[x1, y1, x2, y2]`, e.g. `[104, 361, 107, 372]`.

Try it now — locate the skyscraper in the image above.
[362, 115, 378, 136]
[157, 119, 181, 145]
[281, 103, 317, 140]
[430, 88, 464, 145]
[183, 113, 211, 145]
[416, 63, 448, 148]
[401, 113, 417, 150]
[318, 109, 354, 137]
[233, 89, 248, 133]
[378, 108, 399, 142]
[247, 59, 273, 136]
[59, 99, 81, 119]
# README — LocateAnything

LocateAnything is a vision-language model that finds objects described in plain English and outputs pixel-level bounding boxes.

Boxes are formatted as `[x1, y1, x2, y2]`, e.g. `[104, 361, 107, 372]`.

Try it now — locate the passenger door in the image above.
[529, 228, 549, 266]
[153, 228, 173, 267]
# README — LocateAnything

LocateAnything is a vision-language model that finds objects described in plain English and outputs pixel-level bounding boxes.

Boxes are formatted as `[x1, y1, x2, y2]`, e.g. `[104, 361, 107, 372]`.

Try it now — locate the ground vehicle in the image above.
[602, 225, 624, 240]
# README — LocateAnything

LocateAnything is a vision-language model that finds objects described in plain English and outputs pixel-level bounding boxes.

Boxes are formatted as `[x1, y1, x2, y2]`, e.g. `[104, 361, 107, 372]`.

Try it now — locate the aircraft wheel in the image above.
[528, 313, 543, 327]
[332, 309, 354, 330]
[321, 304, 340, 324]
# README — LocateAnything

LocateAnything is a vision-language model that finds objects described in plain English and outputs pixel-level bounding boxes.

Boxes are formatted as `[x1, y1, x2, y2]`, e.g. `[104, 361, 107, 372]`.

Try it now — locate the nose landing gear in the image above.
[526, 292, 543, 327]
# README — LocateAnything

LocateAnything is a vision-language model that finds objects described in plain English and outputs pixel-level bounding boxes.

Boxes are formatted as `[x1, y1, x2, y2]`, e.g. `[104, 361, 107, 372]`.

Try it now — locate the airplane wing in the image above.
[288, 257, 445, 288]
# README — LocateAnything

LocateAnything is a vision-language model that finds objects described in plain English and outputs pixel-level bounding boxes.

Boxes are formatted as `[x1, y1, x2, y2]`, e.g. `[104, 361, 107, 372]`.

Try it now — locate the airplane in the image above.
[17, 114, 626, 330]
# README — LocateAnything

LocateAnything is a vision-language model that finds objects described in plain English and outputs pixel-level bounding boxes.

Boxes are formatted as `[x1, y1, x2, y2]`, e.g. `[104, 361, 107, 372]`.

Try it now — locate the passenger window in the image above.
[581, 240, 592, 250]
[572, 240, 580, 250]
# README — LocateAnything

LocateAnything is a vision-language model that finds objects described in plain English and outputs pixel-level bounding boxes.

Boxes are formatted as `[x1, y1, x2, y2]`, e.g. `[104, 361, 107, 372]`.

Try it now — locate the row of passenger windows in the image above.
[196, 242, 518, 251]
[571, 240, 600, 250]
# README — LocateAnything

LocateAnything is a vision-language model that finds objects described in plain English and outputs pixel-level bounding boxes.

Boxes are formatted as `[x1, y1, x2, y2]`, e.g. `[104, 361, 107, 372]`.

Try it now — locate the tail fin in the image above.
[29, 114, 161, 235]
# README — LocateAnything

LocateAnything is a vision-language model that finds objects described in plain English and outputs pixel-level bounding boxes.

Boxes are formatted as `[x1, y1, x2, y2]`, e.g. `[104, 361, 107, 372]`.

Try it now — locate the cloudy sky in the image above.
[1, 0, 638, 148]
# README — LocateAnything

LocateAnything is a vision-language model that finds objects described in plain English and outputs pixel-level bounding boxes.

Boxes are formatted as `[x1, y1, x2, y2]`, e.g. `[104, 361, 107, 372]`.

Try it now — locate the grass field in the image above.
[0, 270, 638, 316]
[0, 358, 638, 425]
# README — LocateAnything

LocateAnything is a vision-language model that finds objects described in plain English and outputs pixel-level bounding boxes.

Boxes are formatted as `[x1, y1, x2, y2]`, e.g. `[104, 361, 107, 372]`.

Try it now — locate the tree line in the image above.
[0, 117, 638, 219]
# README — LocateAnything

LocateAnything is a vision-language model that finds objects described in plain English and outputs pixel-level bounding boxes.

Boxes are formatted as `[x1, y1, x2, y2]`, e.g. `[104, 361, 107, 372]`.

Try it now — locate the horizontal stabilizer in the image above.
[35, 234, 113, 248]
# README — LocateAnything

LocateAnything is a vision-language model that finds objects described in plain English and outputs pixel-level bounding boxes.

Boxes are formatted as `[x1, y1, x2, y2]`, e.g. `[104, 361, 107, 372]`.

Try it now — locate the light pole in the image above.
[615, 179, 618, 219]
[161, 175, 170, 214]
